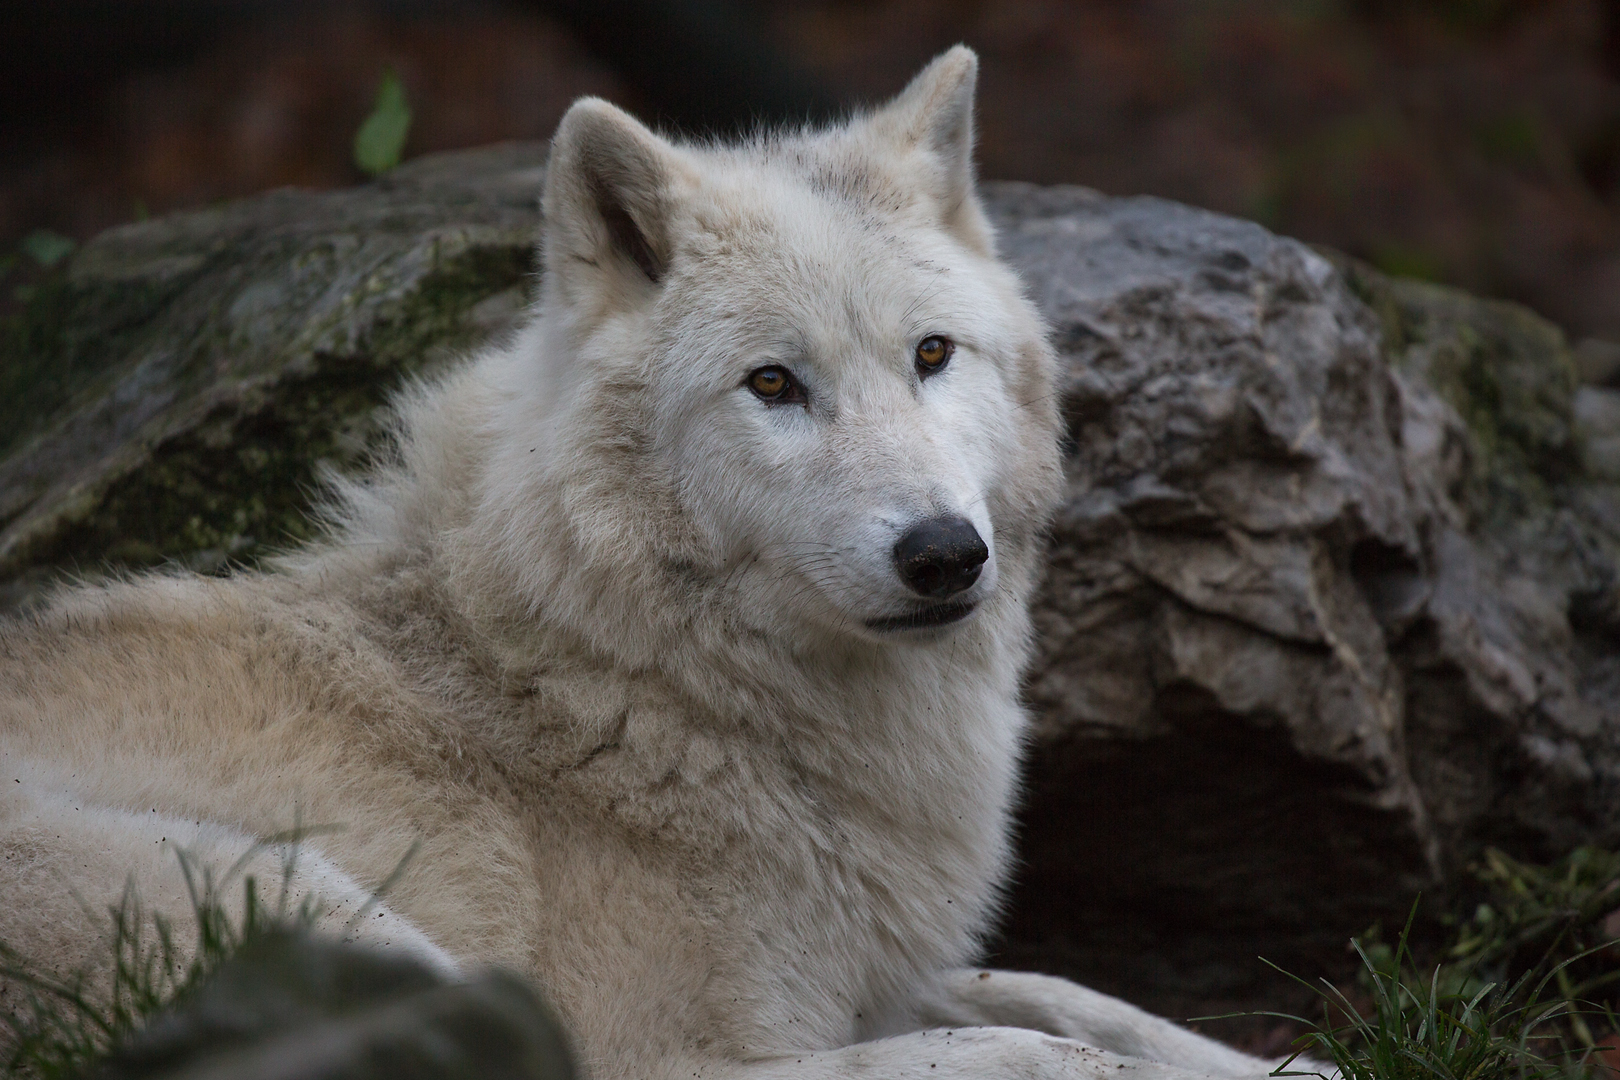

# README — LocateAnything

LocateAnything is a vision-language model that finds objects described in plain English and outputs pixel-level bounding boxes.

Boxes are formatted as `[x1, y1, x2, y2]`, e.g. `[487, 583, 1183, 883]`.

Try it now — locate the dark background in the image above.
[1, 0, 1618, 351]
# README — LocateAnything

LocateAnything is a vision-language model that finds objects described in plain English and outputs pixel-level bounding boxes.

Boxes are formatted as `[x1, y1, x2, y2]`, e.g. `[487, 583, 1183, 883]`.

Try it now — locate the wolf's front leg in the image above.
[693, 1027, 1254, 1080]
[0, 769, 462, 988]
[904, 969, 1307, 1080]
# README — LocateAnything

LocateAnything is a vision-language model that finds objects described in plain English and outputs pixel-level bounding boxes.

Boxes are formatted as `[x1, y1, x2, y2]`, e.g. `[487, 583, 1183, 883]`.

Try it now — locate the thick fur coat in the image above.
[1, 49, 1299, 1080]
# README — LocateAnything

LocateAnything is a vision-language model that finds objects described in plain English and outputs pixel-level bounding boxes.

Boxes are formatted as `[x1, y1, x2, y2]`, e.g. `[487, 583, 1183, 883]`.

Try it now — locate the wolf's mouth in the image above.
[865, 600, 977, 633]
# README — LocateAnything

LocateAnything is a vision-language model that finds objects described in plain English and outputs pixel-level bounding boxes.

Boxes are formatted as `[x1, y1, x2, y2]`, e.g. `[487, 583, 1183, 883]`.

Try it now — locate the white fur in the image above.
[0, 49, 1307, 1080]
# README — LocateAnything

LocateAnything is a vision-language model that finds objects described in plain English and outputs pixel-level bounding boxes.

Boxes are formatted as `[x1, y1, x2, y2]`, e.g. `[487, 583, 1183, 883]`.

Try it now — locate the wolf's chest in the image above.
[670, 732, 1016, 1053]
[518, 656, 1022, 1049]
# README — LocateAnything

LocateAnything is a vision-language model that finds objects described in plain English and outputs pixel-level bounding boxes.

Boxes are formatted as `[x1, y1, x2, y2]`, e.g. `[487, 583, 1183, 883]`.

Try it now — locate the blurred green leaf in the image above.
[1371, 242, 1446, 283]
[354, 69, 412, 177]
[21, 230, 75, 268]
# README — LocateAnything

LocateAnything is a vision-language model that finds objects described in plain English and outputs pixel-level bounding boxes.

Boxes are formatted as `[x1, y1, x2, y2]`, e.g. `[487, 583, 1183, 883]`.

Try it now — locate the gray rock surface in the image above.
[89, 931, 574, 1080]
[3, 145, 1619, 1020]
[0, 143, 545, 610]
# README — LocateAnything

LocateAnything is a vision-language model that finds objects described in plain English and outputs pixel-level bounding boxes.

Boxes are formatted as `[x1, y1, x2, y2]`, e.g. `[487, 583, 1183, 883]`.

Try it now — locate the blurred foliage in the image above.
[3, 0, 1615, 340]
[353, 69, 412, 178]
[2, 232, 77, 309]
[19, 233, 75, 271]
[1434, 847, 1620, 1050]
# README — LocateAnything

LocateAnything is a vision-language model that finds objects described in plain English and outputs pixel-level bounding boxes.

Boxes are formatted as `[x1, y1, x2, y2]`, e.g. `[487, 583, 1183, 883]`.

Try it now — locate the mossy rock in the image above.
[88, 931, 575, 1080]
[1332, 253, 1582, 525]
[0, 144, 546, 610]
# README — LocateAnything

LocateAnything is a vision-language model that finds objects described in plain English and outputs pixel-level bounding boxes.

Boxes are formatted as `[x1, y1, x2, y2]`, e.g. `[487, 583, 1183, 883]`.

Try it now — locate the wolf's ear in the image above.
[542, 98, 688, 307]
[868, 46, 988, 249]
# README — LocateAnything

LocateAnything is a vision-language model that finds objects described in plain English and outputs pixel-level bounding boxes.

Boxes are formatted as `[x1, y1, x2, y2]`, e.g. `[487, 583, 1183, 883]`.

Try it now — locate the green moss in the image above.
[0, 269, 195, 459]
[1329, 250, 1408, 351]
[1328, 251, 1579, 526]
[37, 363, 386, 574]
[1390, 277, 1579, 500]
[367, 242, 531, 368]
[23, 241, 532, 582]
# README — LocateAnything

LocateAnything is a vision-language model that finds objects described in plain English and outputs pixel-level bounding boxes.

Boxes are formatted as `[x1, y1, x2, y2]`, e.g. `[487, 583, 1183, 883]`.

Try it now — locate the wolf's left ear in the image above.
[541, 98, 690, 312]
[869, 45, 991, 252]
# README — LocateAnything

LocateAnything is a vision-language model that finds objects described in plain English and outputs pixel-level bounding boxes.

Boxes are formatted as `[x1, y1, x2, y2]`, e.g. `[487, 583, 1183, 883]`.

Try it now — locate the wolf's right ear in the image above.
[866, 46, 991, 253]
[542, 99, 689, 308]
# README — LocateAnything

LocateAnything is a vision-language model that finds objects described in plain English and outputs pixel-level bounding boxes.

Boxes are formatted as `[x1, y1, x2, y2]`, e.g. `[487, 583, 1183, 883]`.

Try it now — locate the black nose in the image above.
[893, 515, 989, 599]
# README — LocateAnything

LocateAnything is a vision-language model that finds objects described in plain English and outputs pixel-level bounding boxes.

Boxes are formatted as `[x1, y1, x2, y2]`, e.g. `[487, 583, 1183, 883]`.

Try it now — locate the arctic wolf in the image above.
[0, 49, 1295, 1080]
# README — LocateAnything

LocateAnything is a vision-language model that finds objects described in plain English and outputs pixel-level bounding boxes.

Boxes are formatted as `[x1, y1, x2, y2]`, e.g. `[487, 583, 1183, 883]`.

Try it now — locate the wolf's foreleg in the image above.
[905, 969, 1314, 1080]
[0, 768, 461, 986]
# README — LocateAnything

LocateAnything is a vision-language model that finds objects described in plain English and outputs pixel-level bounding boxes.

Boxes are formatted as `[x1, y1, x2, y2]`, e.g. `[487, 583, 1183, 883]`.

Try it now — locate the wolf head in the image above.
[452, 48, 1060, 673]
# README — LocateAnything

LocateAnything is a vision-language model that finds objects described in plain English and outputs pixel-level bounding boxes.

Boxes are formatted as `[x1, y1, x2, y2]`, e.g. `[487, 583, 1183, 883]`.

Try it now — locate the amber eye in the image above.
[748, 365, 799, 402]
[915, 335, 953, 376]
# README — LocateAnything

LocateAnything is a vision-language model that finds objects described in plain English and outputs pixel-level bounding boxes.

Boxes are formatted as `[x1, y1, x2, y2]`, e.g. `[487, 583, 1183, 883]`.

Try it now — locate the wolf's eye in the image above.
[915, 335, 953, 377]
[747, 366, 804, 405]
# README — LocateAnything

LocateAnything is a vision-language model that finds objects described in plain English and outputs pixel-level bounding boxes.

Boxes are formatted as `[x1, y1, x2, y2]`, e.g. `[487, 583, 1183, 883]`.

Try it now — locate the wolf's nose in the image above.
[893, 515, 988, 599]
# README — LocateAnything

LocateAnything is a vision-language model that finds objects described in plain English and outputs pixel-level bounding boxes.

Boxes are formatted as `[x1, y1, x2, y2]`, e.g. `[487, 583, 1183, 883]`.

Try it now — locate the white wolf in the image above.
[0, 49, 1301, 1080]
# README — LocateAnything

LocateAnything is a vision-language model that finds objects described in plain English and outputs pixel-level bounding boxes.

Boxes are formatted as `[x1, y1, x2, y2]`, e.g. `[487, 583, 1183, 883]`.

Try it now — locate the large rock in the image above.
[0, 144, 544, 609]
[3, 145, 1618, 1019]
[988, 185, 1620, 1017]
[91, 931, 574, 1080]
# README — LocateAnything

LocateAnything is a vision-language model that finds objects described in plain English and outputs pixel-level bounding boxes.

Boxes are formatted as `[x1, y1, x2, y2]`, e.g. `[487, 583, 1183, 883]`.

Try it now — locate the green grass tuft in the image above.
[1266, 910, 1599, 1080]
[1251, 845, 1620, 1080]
[0, 829, 339, 1078]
